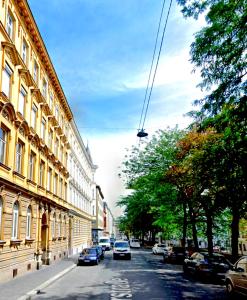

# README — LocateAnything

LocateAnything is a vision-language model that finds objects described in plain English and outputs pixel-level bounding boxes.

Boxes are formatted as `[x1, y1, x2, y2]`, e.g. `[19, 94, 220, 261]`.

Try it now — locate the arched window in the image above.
[12, 202, 19, 239]
[0, 197, 3, 239]
[26, 206, 31, 238]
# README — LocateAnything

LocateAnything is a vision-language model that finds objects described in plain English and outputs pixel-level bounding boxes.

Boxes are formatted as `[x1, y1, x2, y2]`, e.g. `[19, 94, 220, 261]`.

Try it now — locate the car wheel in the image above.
[128, 254, 131, 260]
[226, 280, 234, 297]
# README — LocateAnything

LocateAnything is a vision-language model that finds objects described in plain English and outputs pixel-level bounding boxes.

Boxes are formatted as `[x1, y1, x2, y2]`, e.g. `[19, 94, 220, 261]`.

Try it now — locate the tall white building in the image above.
[67, 120, 97, 254]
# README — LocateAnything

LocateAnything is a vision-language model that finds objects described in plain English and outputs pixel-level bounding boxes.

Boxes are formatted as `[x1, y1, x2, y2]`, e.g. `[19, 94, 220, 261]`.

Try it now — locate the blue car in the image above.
[78, 248, 100, 265]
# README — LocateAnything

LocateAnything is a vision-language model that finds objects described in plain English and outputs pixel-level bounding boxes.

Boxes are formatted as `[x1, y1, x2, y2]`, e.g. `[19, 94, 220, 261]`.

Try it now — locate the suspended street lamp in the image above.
[137, 129, 148, 138]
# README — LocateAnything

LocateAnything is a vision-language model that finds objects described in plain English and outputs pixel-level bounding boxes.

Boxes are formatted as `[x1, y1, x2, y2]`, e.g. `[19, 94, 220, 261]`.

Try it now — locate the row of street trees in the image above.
[118, 0, 246, 259]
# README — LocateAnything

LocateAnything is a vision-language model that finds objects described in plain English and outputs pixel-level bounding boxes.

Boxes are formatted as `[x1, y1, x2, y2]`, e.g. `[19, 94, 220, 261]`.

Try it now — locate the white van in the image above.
[130, 238, 141, 248]
[98, 237, 111, 251]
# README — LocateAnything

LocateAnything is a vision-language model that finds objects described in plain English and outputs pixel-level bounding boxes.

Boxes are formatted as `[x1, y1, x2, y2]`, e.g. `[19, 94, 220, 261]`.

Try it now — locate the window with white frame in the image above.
[12, 202, 19, 239]
[48, 129, 53, 149]
[51, 213, 55, 238]
[33, 60, 39, 84]
[6, 11, 14, 40]
[42, 79, 47, 99]
[15, 141, 23, 174]
[39, 160, 45, 187]
[41, 117, 46, 141]
[31, 103, 38, 129]
[0, 127, 7, 164]
[54, 173, 58, 195]
[28, 151, 35, 181]
[47, 167, 52, 191]
[18, 86, 26, 116]
[59, 178, 63, 198]
[22, 39, 28, 64]
[55, 105, 59, 121]
[0, 197, 2, 239]
[2, 63, 12, 99]
[49, 93, 53, 110]
[26, 206, 31, 238]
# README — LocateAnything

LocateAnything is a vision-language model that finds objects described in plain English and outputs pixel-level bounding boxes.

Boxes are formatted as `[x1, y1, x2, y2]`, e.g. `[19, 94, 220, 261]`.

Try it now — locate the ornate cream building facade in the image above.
[0, 0, 96, 282]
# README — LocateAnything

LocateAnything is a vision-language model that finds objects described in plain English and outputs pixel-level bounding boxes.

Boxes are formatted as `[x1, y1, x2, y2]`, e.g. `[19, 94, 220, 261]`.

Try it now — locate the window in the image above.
[39, 160, 45, 187]
[49, 93, 53, 110]
[58, 215, 61, 237]
[55, 105, 59, 120]
[47, 168, 52, 191]
[51, 213, 55, 238]
[55, 138, 59, 157]
[48, 129, 53, 149]
[15, 141, 23, 173]
[31, 104, 38, 129]
[54, 173, 58, 195]
[6, 11, 14, 40]
[26, 206, 31, 238]
[12, 202, 19, 239]
[42, 80, 47, 99]
[64, 183, 67, 201]
[0, 127, 7, 164]
[28, 151, 36, 181]
[33, 61, 39, 84]
[18, 86, 26, 116]
[0, 197, 2, 239]
[41, 118, 46, 141]
[60, 146, 63, 162]
[22, 39, 28, 64]
[59, 178, 63, 198]
[2, 63, 12, 99]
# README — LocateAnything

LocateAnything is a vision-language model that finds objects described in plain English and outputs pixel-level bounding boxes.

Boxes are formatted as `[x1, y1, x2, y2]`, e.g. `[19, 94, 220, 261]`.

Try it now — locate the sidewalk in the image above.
[0, 255, 78, 300]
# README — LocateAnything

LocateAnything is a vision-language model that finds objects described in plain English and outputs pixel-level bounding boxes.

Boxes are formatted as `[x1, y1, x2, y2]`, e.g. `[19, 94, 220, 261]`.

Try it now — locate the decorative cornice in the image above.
[15, 0, 73, 121]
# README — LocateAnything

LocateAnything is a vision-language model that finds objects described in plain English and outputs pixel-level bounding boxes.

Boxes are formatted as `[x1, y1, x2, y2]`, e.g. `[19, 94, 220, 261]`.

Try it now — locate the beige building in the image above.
[92, 185, 104, 243]
[0, 0, 95, 282]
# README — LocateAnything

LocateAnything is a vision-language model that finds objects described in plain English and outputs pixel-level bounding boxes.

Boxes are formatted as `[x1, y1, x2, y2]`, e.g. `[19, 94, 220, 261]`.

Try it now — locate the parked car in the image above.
[225, 256, 247, 297]
[163, 246, 187, 264]
[183, 251, 232, 281]
[130, 238, 141, 248]
[113, 240, 131, 260]
[152, 243, 168, 255]
[95, 245, 105, 259]
[98, 237, 111, 251]
[78, 247, 100, 265]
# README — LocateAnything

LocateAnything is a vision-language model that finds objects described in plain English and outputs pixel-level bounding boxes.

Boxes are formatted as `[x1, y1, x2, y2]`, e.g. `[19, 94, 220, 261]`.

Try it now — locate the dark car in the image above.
[225, 256, 247, 297]
[163, 246, 188, 264]
[95, 245, 105, 259]
[78, 247, 100, 265]
[183, 251, 232, 281]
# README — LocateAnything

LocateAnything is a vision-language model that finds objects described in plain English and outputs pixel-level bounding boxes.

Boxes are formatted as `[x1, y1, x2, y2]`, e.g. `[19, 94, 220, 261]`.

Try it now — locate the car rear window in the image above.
[99, 239, 109, 243]
[115, 242, 129, 248]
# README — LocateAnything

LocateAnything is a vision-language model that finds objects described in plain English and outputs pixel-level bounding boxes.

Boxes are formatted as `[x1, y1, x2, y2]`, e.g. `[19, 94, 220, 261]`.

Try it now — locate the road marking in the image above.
[105, 277, 132, 299]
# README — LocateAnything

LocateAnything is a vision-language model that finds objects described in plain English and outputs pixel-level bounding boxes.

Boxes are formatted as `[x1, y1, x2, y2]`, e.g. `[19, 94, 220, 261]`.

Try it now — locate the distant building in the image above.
[103, 201, 115, 238]
[91, 185, 104, 242]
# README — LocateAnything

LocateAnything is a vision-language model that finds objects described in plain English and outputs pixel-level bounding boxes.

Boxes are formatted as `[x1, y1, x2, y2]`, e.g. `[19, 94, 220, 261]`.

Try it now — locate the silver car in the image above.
[225, 256, 247, 297]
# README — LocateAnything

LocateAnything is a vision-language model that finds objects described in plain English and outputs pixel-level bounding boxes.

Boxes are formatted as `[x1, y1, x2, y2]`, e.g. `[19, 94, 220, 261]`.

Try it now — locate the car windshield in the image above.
[205, 254, 228, 263]
[83, 248, 97, 255]
[115, 242, 129, 248]
[99, 239, 109, 243]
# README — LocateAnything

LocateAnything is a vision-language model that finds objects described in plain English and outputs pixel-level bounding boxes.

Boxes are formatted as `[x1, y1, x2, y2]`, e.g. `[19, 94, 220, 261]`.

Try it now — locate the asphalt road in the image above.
[32, 249, 228, 300]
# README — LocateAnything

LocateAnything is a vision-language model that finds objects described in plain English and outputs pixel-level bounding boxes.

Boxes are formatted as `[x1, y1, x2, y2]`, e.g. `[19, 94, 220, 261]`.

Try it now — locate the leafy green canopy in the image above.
[178, 0, 247, 115]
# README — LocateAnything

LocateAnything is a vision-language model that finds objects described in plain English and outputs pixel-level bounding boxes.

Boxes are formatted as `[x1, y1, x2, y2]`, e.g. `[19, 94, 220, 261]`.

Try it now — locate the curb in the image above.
[17, 264, 77, 300]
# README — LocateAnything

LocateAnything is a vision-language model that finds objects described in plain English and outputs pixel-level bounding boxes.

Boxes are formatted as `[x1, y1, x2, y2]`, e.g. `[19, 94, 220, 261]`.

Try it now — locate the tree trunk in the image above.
[231, 205, 240, 261]
[181, 202, 187, 248]
[188, 202, 199, 251]
[206, 210, 213, 256]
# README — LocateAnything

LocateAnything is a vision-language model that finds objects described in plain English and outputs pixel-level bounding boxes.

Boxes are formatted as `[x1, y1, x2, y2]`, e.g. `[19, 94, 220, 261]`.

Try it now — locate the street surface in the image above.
[32, 249, 228, 300]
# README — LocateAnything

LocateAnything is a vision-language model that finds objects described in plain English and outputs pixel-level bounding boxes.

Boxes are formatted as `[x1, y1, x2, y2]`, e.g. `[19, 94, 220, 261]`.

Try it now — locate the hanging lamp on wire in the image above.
[137, 0, 173, 138]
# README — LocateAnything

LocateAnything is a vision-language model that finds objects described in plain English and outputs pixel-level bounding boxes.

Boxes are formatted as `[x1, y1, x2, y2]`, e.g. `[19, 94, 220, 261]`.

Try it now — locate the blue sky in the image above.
[28, 0, 205, 216]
